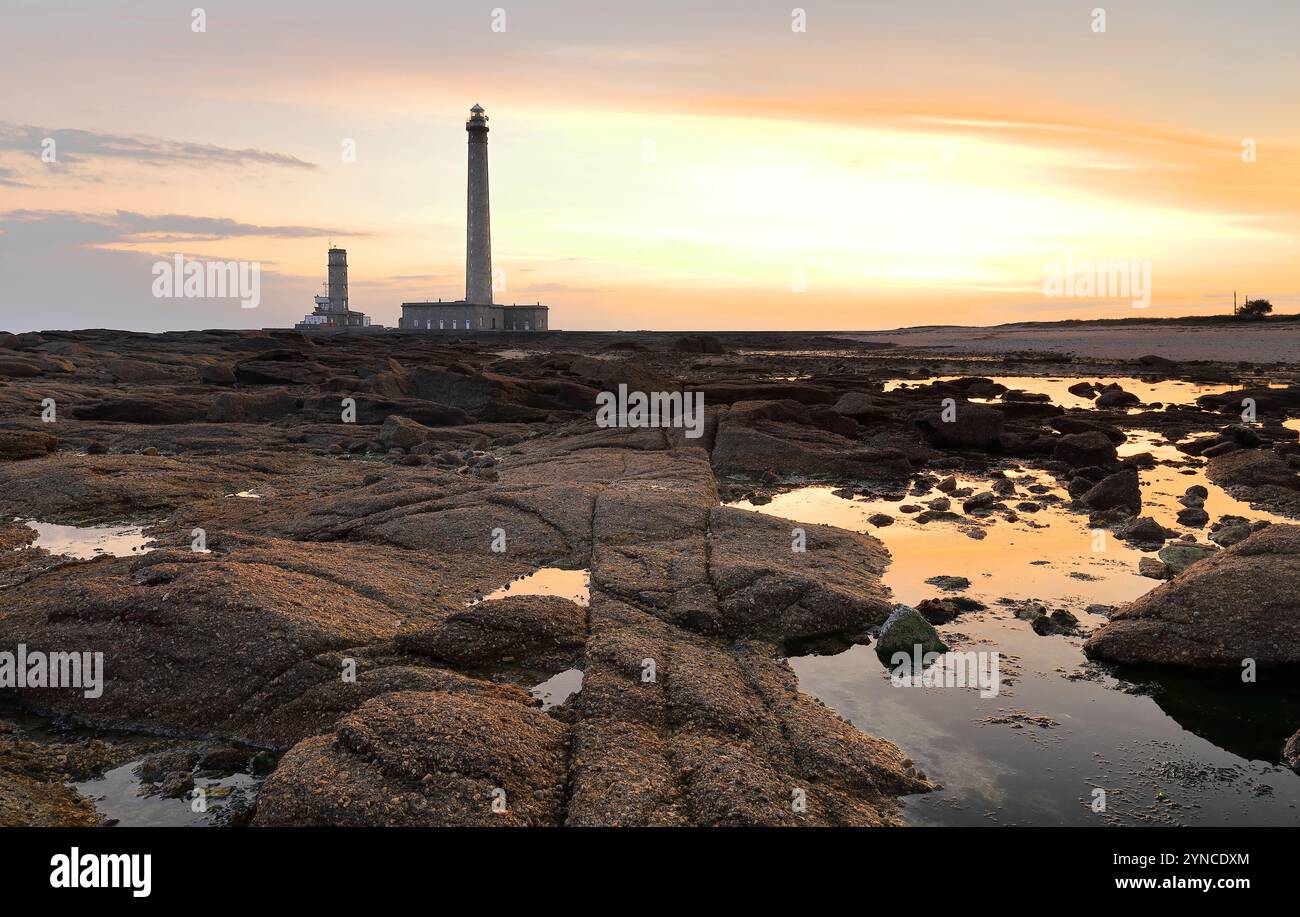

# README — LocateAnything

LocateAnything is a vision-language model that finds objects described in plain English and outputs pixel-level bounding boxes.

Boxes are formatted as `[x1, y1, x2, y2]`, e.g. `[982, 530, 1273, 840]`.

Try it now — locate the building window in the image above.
[439, 319, 444, 330]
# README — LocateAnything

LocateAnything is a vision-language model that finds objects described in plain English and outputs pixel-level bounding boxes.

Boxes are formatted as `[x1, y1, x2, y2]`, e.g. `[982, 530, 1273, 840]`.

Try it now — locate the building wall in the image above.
[400, 302, 548, 331]
[500, 306, 548, 331]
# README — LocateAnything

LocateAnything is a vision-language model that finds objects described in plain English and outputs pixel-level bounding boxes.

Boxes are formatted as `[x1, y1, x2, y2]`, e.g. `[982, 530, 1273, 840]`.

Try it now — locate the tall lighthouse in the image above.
[465, 103, 493, 305]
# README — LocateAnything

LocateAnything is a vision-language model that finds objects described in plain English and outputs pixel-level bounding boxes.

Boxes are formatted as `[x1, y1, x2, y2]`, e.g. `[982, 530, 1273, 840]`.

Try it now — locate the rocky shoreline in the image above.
[2, 328, 1299, 825]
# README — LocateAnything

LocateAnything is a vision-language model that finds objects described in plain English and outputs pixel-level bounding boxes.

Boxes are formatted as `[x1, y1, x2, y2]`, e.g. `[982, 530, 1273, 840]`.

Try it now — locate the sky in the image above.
[1, 0, 1297, 332]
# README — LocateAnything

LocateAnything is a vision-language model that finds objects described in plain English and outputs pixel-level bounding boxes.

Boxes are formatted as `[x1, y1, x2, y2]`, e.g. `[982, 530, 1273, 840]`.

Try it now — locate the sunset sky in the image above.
[1, 0, 1298, 332]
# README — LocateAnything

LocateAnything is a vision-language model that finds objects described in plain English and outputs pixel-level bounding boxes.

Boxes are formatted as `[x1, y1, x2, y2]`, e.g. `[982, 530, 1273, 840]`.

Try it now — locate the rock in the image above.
[207, 389, 298, 423]
[866, 514, 894, 527]
[914, 404, 1004, 449]
[936, 476, 958, 493]
[199, 362, 238, 385]
[1202, 441, 1239, 458]
[1176, 507, 1209, 527]
[0, 359, 42, 378]
[962, 492, 995, 513]
[832, 391, 891, 421]
[1053, 431, 1118, 468]
[1095, 387, 1140, 408]
[1086, 525, 1300, 667]
[1209, 522, 1253, 548]
[1222, 424, 1261, 448]
[670, 335, 725, 355]
[396, 595, 586, 668]
[1113, 516, 1171, 548]
[379, 415, 435, 451]
[0, 431, 58, 461]
[1050, 416, 1124, 442]
[915, 596, 983, 625]
[1285, 730, 1300, 775]
[1077, 469, 1140, 514]
[70, 395, 211, 424]
[1207, 449, 1300, 517]
[1067, 381, 1097, 398]
[713, 401, 911, 480]
[1031, 609, 1079, 636]
[197, 746, 251, 772]
[1138, 556, 1172, 580]
[1157, 542, 1217, 573]
[1137, 354, 1180, 372]
[254, 691, 569, 826]
[1015, 602, 1046, 621]
[924, 575, 970, 591]
[925, 497, 951, 511]
[875, 605, 948, 659]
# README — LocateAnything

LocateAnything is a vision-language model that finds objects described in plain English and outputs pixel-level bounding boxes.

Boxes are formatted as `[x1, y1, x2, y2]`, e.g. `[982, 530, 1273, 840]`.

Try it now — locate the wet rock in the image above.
[1157, 542, 1218, 573]
[1138, 556, 1173, 580]
[1095, 387, 1140, 408]
[1208, 519, 1258, 548]
[962, 491, 995, 513]
[1053, 431, 1118, 468]
[1086, 525, 1300, 667]
[1067, 381, 1097, 398]
[866, 513, 894, 527]
[1076, 468, 1141, 514]
[197, 746, 251, 773]
[875, 605, 947, 659]
[1202, 441, 1239, 458]
[1207, 449, 1300, 516]
[1031, 609, 1078, 636]
[914, 404, 1004, 449]
[924, 575, 970, 591]
[1285, 730, 1300, 775]
[1176, 507, 1210, 527]
[915, 596, 984, 625]
[1113, 516, 1172, 548]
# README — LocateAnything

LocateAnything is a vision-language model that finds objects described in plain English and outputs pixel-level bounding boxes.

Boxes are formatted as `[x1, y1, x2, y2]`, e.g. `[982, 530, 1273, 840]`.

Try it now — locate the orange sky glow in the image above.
[1, 1, 1297, 332]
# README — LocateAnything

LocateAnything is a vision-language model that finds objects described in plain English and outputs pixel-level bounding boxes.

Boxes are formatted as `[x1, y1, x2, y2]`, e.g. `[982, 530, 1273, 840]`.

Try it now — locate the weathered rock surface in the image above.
[1208, 449, 1300, 518]
[397, 595, 587, 668]
[0, 332, 939, 825]
[1086, 525, 1300, 667]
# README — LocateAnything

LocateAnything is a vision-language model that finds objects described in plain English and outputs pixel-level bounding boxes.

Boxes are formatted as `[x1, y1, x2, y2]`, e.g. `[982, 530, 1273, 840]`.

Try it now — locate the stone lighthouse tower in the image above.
[465, 103, 493, 305]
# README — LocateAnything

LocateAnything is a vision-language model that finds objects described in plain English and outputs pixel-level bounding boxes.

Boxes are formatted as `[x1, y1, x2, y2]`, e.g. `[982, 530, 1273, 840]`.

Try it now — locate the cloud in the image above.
[0, 209, 322, 333]
[0, 209, 368, 244]
[0, 123, 316, 170]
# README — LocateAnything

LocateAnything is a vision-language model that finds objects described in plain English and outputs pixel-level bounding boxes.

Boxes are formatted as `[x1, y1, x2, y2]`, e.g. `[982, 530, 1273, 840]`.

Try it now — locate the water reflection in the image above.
[729, 420, 1300, 825]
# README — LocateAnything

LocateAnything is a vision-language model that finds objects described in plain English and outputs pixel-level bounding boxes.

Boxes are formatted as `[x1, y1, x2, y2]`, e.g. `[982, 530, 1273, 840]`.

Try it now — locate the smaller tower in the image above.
[327, 247, 349, 313]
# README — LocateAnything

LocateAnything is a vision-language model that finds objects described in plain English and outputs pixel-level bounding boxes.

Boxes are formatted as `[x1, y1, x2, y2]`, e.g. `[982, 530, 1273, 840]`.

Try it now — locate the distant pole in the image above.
[1234, 290, 1237, 316]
